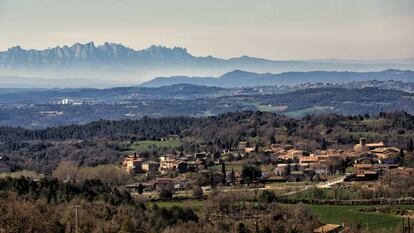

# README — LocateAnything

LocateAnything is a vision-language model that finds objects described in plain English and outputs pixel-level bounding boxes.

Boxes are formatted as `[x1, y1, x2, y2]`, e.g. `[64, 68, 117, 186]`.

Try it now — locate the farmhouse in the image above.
[299, 155, 319, 165]
[147, 178, 181, 192]
[142, 161, 160, 173]
[353, 164, 378, 180]
[159, 158, 188, 173]
[354, 138, 385, 153]
[122, 154, 145, 174]
[370, 147, 400, 160]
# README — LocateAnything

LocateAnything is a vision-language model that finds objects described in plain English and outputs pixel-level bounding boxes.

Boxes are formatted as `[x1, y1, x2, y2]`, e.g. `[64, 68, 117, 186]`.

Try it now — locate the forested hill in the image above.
[0, 116, 202, 141]
[1, 111, 414, 172]
[1, 111, 414, 142]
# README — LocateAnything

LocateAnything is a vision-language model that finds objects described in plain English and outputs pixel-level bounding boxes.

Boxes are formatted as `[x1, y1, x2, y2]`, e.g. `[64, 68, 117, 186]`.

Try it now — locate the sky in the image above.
[0, 0, 413, 60]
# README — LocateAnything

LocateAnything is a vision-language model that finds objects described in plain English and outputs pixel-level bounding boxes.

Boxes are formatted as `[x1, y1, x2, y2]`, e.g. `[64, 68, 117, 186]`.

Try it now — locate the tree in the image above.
[321, 138, 327, 150]
[119, 219, 140, 233]
[52, 161, 79, 182]
[237, 223, 251, 233]
[241, 165, 261, 184]
[408, 138, 414, 152]
[229, 169, 236, 185]
[312, 186, 324, 199]
[210, 171, 215, 188]
[159, 187, 173, 200]
[399, 149, 405, 166]
[283, 164, 291, 176]
[0, 197, 64, 233]
[259, 190, 277, 204]
[138, 183, 144, 195]
[221, 161, 226, 185]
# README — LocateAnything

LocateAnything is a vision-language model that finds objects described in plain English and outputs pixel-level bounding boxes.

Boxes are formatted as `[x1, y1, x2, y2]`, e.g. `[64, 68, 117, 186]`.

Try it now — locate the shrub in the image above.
[159, 187, 173, 200]
[259, 190, 277, 204]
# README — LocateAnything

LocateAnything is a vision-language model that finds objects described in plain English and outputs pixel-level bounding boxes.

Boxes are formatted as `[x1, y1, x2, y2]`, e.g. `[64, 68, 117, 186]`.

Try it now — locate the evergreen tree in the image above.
[408, 138, 414, 152]
[241, 165, 261, 184]
[138, 183, 144, 195]
[400, 148, 405, 166]
[229, 169, 236, 185]
[221, 161, 226, 185]
[321, 138, 327, 150]
[210, 170, 215, 188]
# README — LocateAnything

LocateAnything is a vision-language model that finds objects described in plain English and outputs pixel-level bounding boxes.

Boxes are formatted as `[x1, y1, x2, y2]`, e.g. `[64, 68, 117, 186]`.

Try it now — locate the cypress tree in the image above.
[221, 161, 226, 185]
[408, 138, 414, 152]
[138, 183, 144, 195]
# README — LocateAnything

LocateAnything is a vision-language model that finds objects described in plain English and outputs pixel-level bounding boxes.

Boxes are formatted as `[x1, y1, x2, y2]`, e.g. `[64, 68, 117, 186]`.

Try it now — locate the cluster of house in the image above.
[122, 152, 218, 176]
[123, 152, 239, 194]
[123, 137, 405, 194]
[125, 169, 239, 194]
[263, 143, 356, 182]
[266, 137, 404, 182]
[351, 138, 402, 180]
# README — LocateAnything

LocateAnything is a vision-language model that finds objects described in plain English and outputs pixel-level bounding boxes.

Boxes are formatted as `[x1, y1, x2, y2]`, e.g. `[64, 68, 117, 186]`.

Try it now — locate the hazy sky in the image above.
[0, 0, 413, 60]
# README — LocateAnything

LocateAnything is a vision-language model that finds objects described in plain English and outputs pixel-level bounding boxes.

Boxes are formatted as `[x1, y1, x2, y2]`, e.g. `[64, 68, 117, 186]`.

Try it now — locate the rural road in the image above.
[282, 175, 348, 196]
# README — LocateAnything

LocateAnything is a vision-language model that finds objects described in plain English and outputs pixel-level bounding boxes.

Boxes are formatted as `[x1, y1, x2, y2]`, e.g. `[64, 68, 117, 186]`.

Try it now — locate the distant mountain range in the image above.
[0, 42, 195, 66]
[1, 42, 414, 86]
[140, 69, 414, 88]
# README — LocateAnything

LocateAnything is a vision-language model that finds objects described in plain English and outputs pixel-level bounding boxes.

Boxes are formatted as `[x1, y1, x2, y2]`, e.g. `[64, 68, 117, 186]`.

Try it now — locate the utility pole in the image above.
[74, 204, 81, 233]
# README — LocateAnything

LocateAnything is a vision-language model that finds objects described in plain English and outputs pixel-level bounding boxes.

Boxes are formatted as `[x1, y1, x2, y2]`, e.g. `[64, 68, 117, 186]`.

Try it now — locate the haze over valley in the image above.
[1, 42, 413, 87]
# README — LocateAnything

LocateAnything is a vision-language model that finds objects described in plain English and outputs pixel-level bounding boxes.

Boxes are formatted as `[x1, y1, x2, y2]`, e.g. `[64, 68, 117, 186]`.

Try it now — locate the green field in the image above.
[128, 139, 182, 152]
[255, 104, 287, 112]
[147, 200, 204, 211]
[305, 205, 409, 231]
[285, 106, 334, 118]
[145, 197, 411, 231]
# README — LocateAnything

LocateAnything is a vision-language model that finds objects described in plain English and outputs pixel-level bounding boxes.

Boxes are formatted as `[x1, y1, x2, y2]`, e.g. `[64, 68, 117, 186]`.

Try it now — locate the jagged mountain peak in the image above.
[0, 42, 413, 79]
[141, 45, 191, 59]
[8, 45, 23, 51]
[0, 42, 196, 65]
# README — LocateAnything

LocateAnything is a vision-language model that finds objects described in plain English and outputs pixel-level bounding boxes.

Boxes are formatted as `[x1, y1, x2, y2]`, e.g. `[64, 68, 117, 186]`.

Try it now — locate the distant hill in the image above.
[140, 69, 414, 88]
[1, 42, 414, 85]
[1, 85, 414, 128]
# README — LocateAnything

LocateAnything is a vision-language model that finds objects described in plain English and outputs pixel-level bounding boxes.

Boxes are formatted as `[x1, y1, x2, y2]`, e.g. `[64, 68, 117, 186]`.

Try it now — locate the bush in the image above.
[159, 187, 173, 200]
[259, 190, 277, 204]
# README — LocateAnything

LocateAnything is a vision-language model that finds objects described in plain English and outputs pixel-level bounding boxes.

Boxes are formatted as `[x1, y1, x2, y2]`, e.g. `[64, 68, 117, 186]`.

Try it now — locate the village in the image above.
[122, 137, 410, 198]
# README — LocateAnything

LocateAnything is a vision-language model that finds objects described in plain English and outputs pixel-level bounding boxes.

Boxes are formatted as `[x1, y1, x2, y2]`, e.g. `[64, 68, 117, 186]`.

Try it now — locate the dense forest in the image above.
[1, 111, 414, 173]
